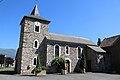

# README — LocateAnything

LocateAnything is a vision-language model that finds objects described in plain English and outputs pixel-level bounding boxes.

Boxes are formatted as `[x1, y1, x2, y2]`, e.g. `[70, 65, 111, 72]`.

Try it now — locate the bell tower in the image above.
[16, 4, 50, 75]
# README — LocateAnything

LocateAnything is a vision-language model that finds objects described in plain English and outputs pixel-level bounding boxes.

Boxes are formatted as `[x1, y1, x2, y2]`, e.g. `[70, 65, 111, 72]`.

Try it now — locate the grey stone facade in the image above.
[46, 41, 84, 73]
[15, 5, 106, 75]
[16, 10, 50, 75]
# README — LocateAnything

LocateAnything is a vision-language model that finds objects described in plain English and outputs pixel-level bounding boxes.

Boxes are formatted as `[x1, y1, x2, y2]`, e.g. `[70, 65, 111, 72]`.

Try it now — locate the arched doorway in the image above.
[65, 58, 71, 73]
[66, 60, 70, 73]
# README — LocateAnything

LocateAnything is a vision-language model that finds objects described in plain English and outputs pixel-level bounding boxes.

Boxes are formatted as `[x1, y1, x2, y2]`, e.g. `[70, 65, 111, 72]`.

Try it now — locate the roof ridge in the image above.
[49, 33, 91, 41]
[105, 35, 120, 39]
[100, 35, 120, 47]
[47, 33, 96, 45]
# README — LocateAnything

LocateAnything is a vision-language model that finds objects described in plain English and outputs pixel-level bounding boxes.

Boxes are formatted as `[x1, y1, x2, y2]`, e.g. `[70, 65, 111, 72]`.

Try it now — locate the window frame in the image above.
[34, 21, 41, 33]
[65, 45, 70, 55]
[54, 44, 61, 58]
[33, 39, 39, 49]
[32, 56, 37, 67]
[77, 46, 83, 60]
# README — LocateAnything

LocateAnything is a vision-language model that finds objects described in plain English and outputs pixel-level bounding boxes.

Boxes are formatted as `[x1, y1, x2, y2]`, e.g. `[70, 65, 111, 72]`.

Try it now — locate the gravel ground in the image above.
[0, 73, 120, 80]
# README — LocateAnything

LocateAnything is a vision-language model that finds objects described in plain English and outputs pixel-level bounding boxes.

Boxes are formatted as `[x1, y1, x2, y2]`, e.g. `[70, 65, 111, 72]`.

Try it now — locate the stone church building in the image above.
[15, 5, 106, 75]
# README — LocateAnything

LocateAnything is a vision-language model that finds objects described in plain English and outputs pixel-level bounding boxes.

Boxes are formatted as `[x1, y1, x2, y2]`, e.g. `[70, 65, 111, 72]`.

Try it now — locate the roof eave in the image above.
[100, 35, 120, 47]
[46, 38, 96, 46]
[20, 16, 51, 25]
[87, 45, 106, 53]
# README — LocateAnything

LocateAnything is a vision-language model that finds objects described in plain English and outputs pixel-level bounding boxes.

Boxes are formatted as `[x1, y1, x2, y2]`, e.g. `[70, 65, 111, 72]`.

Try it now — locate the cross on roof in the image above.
[36, 0, 40, 5]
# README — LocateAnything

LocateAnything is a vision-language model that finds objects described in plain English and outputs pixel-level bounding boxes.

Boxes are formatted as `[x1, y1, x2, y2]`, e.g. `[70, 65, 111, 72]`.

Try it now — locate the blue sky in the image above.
[0, 0, 120, 49]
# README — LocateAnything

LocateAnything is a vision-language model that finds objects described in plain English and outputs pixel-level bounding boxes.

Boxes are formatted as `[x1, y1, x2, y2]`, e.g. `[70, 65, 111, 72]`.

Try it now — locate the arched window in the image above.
[54, 44, 61, 58]
[34, 21, 41, 33]
[77, 47, 83, 59]
[65, 45, 70, 55]
[55, 45, 59, 57]
[35, 26, 39, 32]
[33, 39, 39, 49]
[32, 57, 37, 66]
[33, 58, 37, 65]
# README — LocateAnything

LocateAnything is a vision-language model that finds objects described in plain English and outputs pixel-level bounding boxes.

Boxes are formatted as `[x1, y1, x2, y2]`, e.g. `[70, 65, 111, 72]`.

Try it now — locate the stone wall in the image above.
[86, 47, 106, 72]
[15, 48, 21, 74]
[15, 22, 24, 74]
[39, 38, 47, 66]
[46, 40, 84, 73]
[86, 47, 99, 72]
[17, 17, 49, 75]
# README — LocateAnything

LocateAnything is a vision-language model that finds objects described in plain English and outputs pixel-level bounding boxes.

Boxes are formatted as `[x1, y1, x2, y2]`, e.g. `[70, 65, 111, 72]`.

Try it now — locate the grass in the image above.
[0, 68, 14, 71]
[0, 68, 16, 74]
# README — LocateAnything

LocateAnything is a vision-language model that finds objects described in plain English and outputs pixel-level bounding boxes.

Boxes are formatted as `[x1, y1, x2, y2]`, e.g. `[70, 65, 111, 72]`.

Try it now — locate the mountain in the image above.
[0, 48, 16, 59]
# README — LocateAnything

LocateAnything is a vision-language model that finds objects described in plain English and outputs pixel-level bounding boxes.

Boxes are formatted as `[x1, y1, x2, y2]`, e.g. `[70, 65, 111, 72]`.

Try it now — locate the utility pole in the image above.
[4, 55, 6, 68]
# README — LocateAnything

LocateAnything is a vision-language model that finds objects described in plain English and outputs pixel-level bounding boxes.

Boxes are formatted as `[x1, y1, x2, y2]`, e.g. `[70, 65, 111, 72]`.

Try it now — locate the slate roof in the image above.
[87, 45, 106, 53]
[31, 5, 40, 16]
[100, 35, 120, 47]
[46, 33, 96, 45]
[20, 5, 50, 25]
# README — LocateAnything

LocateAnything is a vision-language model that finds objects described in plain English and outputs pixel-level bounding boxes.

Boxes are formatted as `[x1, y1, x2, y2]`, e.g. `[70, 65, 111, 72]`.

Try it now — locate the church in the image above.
[15, 4, 106, 75]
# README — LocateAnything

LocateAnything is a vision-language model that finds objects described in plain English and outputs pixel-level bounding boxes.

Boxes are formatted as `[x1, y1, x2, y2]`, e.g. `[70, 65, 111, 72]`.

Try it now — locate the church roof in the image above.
[100, 35, 120, 47]
[46, 33, 96, 45]
[87, 45, 106, 53]
[31, 5, 40, 16]
[20, 5, 50, 25]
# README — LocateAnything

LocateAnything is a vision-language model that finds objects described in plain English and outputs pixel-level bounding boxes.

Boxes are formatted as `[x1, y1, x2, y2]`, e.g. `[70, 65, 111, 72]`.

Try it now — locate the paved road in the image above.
[0, 73, 120, 80]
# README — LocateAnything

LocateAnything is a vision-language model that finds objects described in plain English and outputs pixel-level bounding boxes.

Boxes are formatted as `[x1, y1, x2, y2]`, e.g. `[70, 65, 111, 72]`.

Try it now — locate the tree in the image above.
[36, 56, 41, 68]
[6, 57, 14, 67]
[0, 54, 5, 67]
[80, 48, 86, 73]
[97, 38, 101, 46]
[34, 55, 47, 73]
[34, 55, 42, 72]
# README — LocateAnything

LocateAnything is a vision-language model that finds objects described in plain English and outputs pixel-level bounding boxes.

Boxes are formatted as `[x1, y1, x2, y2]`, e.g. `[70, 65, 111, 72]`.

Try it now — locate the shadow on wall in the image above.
[74, 60, 81, 73]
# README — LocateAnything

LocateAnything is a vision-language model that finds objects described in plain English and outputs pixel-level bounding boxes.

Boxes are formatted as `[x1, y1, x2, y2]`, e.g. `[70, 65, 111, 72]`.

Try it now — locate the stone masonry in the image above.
[15, 4, 106, 75]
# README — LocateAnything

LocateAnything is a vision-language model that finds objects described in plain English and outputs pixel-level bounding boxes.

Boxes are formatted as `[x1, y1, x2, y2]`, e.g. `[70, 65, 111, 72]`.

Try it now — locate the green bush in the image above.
[34, 55, 47, 73]
[34, 55, 41, 73]
[41, 66, 47, 70]
[51, 56, 66, 72]
[34, 66, 42, 72]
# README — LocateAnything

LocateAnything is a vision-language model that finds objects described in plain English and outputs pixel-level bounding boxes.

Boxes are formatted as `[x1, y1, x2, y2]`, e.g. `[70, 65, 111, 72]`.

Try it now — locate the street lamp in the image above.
[4, 55, 6, 68]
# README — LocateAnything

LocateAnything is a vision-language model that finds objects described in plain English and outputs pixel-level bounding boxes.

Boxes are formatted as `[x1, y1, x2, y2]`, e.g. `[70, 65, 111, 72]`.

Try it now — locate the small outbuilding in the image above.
[100, 35, 120, 73]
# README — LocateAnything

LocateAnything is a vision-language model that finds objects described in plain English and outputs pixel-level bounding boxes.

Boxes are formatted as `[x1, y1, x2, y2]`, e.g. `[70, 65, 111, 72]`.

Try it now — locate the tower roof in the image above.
[30, 5, 40, 16]
[20, 5, 50, 25]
